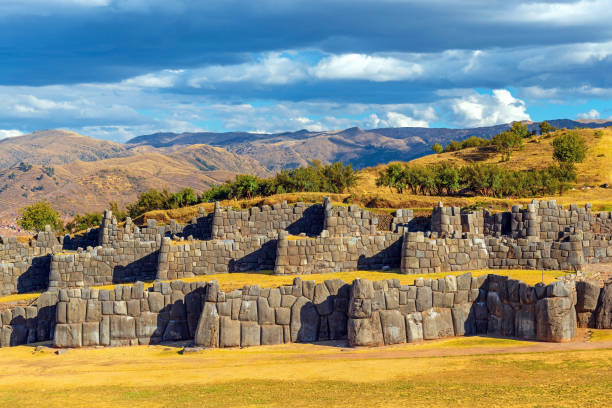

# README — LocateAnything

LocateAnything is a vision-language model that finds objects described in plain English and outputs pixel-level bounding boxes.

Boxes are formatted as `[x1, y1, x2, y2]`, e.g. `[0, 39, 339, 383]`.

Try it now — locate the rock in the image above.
[352, 279, 374, 299]
[290, 297, 319, 343]
[348, 298, 371, 319]
[240, 321, 261, 347]
[54, 323, 82, 348]
[136, 312, 163, 338]
[82, 321, 100, 346]
[328, 310, 348, 340]
[194, 303, 219, 348]
[515, 304, 536, 340]
[546, 282, 571, 298]
[257, 297, 275, 325]
[219, 316, 240, 347]
[416, 286, 433, 312]
[110, 315, 136, 340]
[444, 275, 457, 292]
[576, 280, 601, 312]
[147, 292, 165, 313]
[261, 325, 283, 345]
[379, 310, 406, 345]
[595, 284, 612, 329]
[180, 347, 203, 354]
[313, 283, 333, 315]
[422, 308, 454, 340]
[536, 297, 576, 342]
[405, 312, 423, 343]
[162, 320, 189, 341]
[55, 349, 68, 355]
[67, 299, 86, 324]
[347, 312, 384, 347]
[451, 303, 475, 336]
[238, 300, 258, 322]
[456, 273, 472, 291]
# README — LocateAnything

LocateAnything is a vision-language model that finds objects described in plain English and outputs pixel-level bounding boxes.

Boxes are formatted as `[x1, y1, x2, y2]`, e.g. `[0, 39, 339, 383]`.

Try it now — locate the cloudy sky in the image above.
[1, 0, 612, 141]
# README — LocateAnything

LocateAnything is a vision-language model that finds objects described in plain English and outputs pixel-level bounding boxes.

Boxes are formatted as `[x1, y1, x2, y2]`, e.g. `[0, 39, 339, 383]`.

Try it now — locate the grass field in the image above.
[0, 269, 570, 304]
[0, 336, 611, 407]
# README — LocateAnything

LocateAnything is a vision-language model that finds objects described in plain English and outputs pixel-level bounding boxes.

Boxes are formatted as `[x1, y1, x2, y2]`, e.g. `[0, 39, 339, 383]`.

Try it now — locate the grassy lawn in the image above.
[0, 338, 610, 407]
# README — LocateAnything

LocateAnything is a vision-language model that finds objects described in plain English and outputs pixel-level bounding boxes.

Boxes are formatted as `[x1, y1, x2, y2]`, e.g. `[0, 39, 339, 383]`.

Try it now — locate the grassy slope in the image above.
[0, 340, 611, 407]
[140, 127, 612, 224]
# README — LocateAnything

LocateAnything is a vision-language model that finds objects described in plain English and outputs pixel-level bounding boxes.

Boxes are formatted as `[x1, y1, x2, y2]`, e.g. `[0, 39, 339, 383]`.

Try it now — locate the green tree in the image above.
[18, 201, 61, 232]
[553, 131, 587, 164]
[538, 121, 557, 135]
[510, 121, 530, 138]
[431, 143, 443, 154]
[109, 201, 128, 222]
[492, 130, 523, 161]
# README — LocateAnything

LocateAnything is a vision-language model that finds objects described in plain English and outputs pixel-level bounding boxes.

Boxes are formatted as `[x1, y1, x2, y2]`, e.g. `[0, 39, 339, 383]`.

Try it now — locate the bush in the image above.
[538, 121, 557, 135]
[431, 143, 443, 154]
[492, 131, 523, 161]
[65, 212, 103, 233]
[553, 131, 587, 164]
[18, 201, 61, 232]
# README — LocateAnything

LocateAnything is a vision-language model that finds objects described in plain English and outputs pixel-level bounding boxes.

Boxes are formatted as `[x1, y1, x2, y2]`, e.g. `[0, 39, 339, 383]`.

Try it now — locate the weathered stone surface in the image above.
[290, 297, 319, 343]
[67, 299, 86, 323]
[261, 324, 283, 345]
[352, 279, 374, 299]
[328, 310, 348, 339]
[239, 300, 258, 322]
[416, 286, 433, 312]
[451, 303, 475, 336]
[595, 284, 612, 329]
[82, 321, 100, 346]
[422, 308, 454, 340]
[546, 282, 571, 298]
[55, 323, 82, 348]
[162, 320, 189, 341]
[147, 292, 165, 313]
[194, 303, 219, 347]
[379, 310, 406, 345]
[257, 297, 275, 325]
[240, 321, 261, 347]
[456, 273, 472, 291]
[110, 315, 136, 340]
[515, 304, 536, 340]
[576, 280, 601, 312]
[405, 312, 423, 342]
[219, 316, 240, 347]
[348, 312, 383, 346]
[348, 298, 371, 319]
[536, 297, 576, 342]
[136, 312, 162, 338]
[313, 283, 333, 315]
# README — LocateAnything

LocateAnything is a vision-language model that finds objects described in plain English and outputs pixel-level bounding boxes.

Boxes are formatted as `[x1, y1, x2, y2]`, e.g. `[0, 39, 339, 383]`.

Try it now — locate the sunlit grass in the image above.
[0, 339, 611, 407]
[591, 329, 612, 342]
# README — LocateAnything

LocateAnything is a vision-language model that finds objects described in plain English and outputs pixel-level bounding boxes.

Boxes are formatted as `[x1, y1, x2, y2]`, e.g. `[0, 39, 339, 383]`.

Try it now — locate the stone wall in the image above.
[53, 280, 206, 347]
[49, 239, 160, 289]
[0, 228, 61, 295]
[274, 231, 403, 275]
[212, 201, 323, 239]
[323, 199, 379, 237]
[348, 274, 577, 346]
[157, 234, 278, 280]
[0, 291, 57, 347]
[194, 278, 349, 348]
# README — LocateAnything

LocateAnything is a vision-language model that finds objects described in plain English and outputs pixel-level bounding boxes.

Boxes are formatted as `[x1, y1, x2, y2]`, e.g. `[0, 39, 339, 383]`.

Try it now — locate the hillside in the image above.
[0, 144, 270, 221]
[0, 130, 131, 168]
[139, 126, 612, 225]
[127, 119, 612, 171]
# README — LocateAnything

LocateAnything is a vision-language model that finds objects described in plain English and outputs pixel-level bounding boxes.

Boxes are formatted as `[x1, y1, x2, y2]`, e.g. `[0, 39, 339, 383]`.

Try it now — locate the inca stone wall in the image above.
[53, 280, 206, 347]
[0, 291, 57, 347]
[348, 273, 577, 346]
[212, 201, 323, 239]
[157, 234, 278, 279]
[274, 231, 403, 275]
[0, 228, 61, 296]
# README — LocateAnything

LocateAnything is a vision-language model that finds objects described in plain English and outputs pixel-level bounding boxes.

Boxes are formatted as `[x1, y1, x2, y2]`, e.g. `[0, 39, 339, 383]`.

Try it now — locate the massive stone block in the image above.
[348, 312, 384, 347]
[422, 308, 454, 340]
[290, 297, 319, 343]
[194, 303, 219, 347]
[219, 316, 240, 347]
[595, 284, 612, 329]
[55, 323, 82, 348]
[379, 309, 406, 345]
[405, 312, 423, 342]
[536, 297, 576, 342]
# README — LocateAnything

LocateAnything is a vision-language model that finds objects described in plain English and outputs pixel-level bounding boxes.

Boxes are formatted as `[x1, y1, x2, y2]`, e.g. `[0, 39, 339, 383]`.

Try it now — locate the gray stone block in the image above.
[195, 303, 219, 348]
[110, 315, 136, 340]
[240, 321, 261, 347]
[416, 286, 432, 312]
[379, 310, 406, 345]
[422, 308, 454, 340]
[55, 323, 82, 348]
[261, 325, 283, 345]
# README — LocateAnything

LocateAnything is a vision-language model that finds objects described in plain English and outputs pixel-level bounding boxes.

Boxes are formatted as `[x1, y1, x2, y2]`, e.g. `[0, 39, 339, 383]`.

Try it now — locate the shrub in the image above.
[553, 131, 587, 164]
[18, 201, 61, 232]
[431, 143, 443, 154]
[492, 131, 523, 161]
[65, 212, 103, 233]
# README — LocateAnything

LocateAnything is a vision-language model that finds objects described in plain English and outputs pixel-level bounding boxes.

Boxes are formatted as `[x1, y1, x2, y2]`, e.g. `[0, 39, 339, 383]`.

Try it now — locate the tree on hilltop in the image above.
[553, 131, 587, 164]
[18, 201, 61, 232]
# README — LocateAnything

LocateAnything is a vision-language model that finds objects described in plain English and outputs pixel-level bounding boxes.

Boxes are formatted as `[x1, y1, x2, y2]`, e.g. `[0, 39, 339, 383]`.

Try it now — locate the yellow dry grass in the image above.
[591, 329, 612, 342]
[0, 338, 611, 407]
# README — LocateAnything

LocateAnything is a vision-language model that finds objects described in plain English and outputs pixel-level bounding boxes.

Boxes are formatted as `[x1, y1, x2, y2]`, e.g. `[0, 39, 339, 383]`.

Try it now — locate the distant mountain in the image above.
[0, 133, 270, 221]
[0, 130, 131, 168]
[127, 119, 612, 170]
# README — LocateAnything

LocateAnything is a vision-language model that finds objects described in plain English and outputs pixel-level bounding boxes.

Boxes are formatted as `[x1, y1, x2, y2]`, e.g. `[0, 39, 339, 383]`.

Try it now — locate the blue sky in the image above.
[1, 0, 612, 141]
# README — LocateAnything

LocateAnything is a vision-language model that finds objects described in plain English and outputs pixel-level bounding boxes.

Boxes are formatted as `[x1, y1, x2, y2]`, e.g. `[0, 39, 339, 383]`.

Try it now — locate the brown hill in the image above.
[0, 140, 270, 221]
[0, 130, 131, 168]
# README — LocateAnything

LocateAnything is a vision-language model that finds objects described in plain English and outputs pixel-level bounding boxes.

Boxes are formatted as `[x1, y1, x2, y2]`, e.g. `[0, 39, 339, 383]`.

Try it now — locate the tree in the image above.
[18, 201, 61, 232]
[492, 130, 523, 161]
[538, 121, 557, 135]
[553, 131, 587, 164]
[230, 175, 260, 199]
[510, 121, 530, 138]
[431, 143, 443, 154]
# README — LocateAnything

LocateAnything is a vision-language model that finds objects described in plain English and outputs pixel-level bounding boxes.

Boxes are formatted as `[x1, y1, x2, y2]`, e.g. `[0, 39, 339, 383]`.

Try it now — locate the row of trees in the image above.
[376, 162, 576, 198]
[432, 121, 559, 161]
[381, 131, 587, 198]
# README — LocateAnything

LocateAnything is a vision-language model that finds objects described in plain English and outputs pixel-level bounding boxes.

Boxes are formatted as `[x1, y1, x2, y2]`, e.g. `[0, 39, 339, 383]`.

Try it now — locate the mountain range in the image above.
[1, 119, 610, 223]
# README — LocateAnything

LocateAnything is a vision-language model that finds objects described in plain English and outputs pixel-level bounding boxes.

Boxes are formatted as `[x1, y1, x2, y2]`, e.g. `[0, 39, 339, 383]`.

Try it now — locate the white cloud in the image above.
[312, 54, 423, 82]
[507, 0, 612, 25]
[448, 89, 531, 127]
[0, 129, 23, 139]
[366, 112, 429, 128]
[577, 109, 600, 119]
